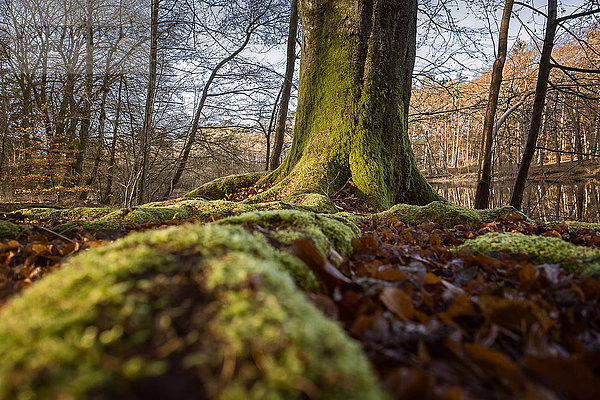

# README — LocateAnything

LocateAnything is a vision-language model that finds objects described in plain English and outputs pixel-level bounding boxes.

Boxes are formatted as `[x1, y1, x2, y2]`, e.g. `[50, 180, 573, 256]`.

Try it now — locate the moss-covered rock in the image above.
[185, 172, 267, 200]
[459, 232, 600, 275]
[0, 220, 20, 239]
[0, 223, 383, 399]
[216, 209, 360, 258]
[374, 201, 524, 227]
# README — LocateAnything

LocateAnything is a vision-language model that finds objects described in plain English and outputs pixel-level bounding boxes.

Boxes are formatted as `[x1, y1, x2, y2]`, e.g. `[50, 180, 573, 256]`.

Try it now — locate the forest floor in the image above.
[1, 189, 600, 399]
[427, 159, 600, 184]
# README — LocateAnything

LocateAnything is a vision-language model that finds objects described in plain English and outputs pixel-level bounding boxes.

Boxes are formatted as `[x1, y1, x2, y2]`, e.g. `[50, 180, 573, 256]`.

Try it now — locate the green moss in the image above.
[278, 193, 338, 213]
[216, 210, 360, 257]
[459, 232, 600, 275]
[0, 224, 382, 399]
[208, 252, 383, 400]
[0, 220, 20, 239]
[374, 201, 523, 227]
[14, 199, 350, 235]
[18, 207, 115, 221]
[53, 220, 123, 232]
[185, 172, 267, 200]
[551, 221, 600, 231]
[121, 207, 188, 224]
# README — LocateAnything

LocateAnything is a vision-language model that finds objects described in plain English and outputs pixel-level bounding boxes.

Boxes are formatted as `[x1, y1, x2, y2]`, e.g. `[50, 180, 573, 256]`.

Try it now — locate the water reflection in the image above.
[432, 180, 600, 223]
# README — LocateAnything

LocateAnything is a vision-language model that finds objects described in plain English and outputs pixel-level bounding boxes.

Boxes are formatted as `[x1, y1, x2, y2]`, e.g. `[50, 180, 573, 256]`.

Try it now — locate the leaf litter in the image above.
[298, 212, 600, 400]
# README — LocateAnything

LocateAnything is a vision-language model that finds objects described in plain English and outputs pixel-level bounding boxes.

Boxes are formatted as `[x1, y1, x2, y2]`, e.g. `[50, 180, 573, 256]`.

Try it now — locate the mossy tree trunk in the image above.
[266, 0, 441, 209]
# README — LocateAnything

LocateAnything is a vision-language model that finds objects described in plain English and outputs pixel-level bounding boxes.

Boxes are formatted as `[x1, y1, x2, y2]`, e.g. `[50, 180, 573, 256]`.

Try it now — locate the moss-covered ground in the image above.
[0, 224, 382, 399]
[459, 231, 600, 275]
[374, 201, 526, 227]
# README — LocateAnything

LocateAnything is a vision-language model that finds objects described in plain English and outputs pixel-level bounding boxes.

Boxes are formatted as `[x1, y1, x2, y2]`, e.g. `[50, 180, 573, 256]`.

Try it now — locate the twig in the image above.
[32, 224, 76, 243]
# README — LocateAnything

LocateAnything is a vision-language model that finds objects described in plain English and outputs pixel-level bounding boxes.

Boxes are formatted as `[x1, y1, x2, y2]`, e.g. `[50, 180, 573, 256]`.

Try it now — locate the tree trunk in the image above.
[73, 1, 95, 182]
[80, 82, 110, 201]
[267, 0, 440, 208]
[102, 76, 123, 204]
[138, 0, 159, 205]
[0, 86, 7, 177]
[474, 0, 514, 209]
[265, 85, 283, 171]
[270, 0, 298, 170]
[510, 0, 557, 209]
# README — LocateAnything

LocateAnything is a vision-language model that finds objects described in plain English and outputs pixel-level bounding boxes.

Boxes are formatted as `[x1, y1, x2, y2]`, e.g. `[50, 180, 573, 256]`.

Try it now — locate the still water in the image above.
[432, 179, 600, 223]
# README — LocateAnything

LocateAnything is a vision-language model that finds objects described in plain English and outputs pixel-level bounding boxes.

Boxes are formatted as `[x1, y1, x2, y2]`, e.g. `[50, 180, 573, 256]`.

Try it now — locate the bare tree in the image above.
[269, 0, 297, 170]
[137, 0, 160, 204]
[474, 0, 515, 209]
[511, 0, 600, 209]
[163, 0, 277, 199]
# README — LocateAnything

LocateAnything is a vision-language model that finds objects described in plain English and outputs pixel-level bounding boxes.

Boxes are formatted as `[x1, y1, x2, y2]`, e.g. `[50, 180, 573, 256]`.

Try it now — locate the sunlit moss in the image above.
[374, 201, 524, 227]
[459, 231, 600, 275]
[216, 209, 360, 257]
[185, 172, 267, 199]
[0, 223, 382, 399]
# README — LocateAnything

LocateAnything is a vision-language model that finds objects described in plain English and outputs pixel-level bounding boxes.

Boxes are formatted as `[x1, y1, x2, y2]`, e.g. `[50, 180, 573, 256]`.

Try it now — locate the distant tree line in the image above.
[410, 27, 600, 185]
[0, 0, 296, 206]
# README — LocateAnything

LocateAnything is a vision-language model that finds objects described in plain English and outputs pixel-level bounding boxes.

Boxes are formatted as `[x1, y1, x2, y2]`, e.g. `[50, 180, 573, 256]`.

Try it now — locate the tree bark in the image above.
[474, 0, 514, 209]
[270, 0, 298, 170]
[0, 79, 8, 177]
[267, 0, 440, 208]
[138, 0, 160, 205]
[511, 0, 557, 210]
[265, 85, 283, 171]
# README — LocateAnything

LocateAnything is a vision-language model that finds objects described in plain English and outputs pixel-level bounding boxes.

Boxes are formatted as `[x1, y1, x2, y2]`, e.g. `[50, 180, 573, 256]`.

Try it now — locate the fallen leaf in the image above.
[380, 287, 415, 321]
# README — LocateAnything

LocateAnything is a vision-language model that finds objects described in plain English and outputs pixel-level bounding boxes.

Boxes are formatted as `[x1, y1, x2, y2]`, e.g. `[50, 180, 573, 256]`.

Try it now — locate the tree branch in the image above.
[536, 146, 600, 157]
[550, 62, 600, 74]
[556, 8, 600, 23]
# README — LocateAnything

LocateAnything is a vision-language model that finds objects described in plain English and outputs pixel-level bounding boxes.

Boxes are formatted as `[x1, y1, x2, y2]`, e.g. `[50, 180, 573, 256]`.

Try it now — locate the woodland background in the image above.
[0, 0, 599, 220]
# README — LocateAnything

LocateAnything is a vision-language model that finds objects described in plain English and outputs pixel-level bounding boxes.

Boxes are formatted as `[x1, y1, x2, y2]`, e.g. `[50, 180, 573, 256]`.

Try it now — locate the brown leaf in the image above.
[305, 293, 339, 320]
[382, 367, 435, 399]
[465, 342, 523, 386]
[429, 233, 442, 246]
[477, 296, 555, 333]
[292, 239, 352, 290]
[0, 240, 20, 252]
[424, 272, 441, 285]
[376, 268, 408, 282]
[379, 287, 415, 322]
[522, 356, 600, 400]
[31, 243, 51, 255]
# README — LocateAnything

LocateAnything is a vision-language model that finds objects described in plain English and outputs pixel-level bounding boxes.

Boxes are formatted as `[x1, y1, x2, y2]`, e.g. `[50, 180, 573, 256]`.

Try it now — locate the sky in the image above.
[416, 0, 596, 81]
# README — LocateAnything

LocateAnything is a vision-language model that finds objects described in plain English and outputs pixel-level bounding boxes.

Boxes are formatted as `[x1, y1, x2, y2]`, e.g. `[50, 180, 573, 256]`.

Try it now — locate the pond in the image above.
[432, 179, 600, 223]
